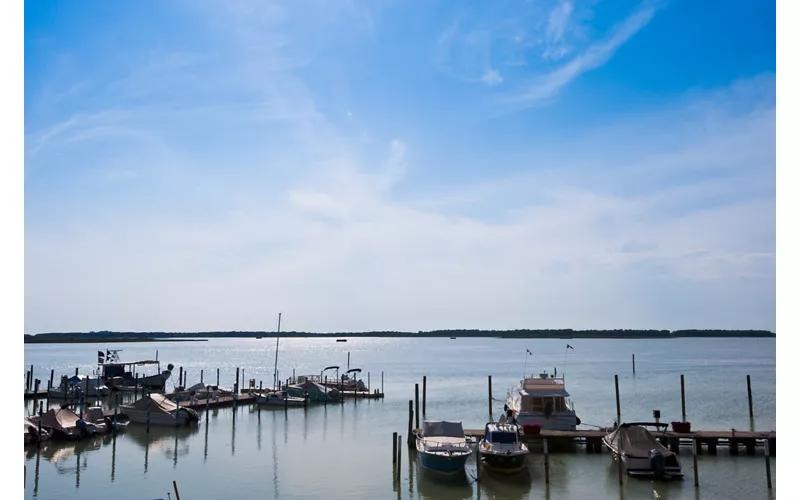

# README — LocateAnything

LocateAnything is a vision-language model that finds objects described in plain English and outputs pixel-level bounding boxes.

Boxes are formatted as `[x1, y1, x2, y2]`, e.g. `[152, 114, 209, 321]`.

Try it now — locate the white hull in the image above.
[257, 394, 307, 407]
[514, 411, 579, 431]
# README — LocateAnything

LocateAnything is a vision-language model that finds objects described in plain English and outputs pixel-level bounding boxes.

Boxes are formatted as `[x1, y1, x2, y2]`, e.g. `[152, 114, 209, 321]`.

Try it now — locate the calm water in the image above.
[23, 337, 776, 499]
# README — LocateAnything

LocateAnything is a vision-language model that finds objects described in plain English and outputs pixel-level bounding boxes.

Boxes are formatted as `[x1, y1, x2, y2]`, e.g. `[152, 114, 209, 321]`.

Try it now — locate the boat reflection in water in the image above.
[415, 457, 473, 500]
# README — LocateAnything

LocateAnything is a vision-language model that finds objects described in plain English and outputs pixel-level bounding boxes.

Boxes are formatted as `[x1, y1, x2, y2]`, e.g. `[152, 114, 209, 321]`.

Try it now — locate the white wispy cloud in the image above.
[546, 1, 573, 44]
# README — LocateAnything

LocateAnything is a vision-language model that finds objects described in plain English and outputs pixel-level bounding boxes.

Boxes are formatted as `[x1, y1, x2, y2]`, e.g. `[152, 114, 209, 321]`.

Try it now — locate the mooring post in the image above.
[37, 402, 43, 448]
[216, 368, 220, 386]
[293, 368, 296, 384]
[173, 480, 182, 500]
[681, 374, 687, 421]
[397, 434, 402, 480]
[146, 388, 151, 433]
[414, 384, 420, 430]
[235, 367, 240, 393]
[179, 367, 183, 388]
[422, 376, 427, 418]
[746, 375, 754, 419]
[392, 431, 398, 480]
[75, 367, 78, 377]
[200, 369, 204, 384]
[25, 370, 30, 393]
[692, 437, 699, 487]
[368, 372, 371, 393]
[764, 438, 772, 488]
[49, 369, 55, 391]
[488, 375, 493, 422]
[30, 365, 35, 389]
[632, 354, 636, 374]
[544, 436, 550, 484]
[381, 371, 384, 395]
[32, 379, 40, 410]
[614, 375, 621, 424]
[407, 400, 413, 446]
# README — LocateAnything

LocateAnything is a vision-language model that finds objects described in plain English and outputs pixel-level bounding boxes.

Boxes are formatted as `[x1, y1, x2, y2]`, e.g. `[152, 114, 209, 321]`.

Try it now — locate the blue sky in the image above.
[24, 0, 776, 333]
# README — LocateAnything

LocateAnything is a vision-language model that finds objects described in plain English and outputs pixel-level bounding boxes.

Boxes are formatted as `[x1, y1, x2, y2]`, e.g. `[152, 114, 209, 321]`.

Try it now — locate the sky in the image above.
[23, 0, 776, 334]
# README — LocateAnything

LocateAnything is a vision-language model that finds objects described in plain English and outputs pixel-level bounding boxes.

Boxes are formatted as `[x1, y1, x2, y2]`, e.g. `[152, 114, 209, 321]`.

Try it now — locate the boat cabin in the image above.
[484, 423, 521, 445]
[518, 370, 574, 414]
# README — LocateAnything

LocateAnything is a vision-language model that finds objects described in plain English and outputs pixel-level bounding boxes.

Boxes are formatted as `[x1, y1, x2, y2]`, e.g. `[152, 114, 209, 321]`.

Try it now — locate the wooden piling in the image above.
[37, 402, 43, 448]
[49, 369, 54, 391]
[32, 379, 40, 409]
[200, 369, 204, 384]
[216, 368, 220, 386]
[544, 437, 550, 484]
[173, 480, 182, 500]
[692, 438, 699, 487]
[422, 376, 427, 417]
[75, 367, 78, 376]
[407, 400, 413, 446]
[25, 370, 31, 393]
[397, 434, 402, 477]
[368, 372, 371, 393]
[381, 371, 384, 395]
[632, 354, 635, 374]
[135, 374, 140, 398]
[614, 375, 621, 424]
[414, 384, 420, 430]
[392, 432, 398, 465]
[765, 439, 772, 489]
[30, 365, 34, 390]
[488, 375, 493, 422]
[746, 375, 754, 419]
[179, 367, 183, 387]
[680, 374, 686, 421]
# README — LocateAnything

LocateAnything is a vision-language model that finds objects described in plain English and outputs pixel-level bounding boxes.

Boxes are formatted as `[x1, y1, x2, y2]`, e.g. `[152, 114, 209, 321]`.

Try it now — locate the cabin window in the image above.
[489, 432, 517, 444]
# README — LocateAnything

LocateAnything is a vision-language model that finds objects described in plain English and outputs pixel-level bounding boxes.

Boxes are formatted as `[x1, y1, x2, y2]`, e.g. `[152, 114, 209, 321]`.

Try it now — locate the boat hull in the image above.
[480, 451, 528, 473]
[122, 409, 194, 427]
[257, 394, 307, 407]
[514, 412, 578, 431]
[416, 449, 471, 475]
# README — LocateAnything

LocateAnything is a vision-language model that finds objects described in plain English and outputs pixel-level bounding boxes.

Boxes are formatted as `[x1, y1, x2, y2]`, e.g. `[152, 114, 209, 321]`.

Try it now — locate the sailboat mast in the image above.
[273, 313, 282, 389]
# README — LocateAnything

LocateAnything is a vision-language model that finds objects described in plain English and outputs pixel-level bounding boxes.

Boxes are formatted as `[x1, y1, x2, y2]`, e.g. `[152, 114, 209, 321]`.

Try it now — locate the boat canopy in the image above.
[41, 408, 80, 432]
[322, 365, 339, 371]
[346, 368, 361, 374]
[422, 420, 465, 438]
[127, 394, 180, 415]
[606, 424, 675, 459]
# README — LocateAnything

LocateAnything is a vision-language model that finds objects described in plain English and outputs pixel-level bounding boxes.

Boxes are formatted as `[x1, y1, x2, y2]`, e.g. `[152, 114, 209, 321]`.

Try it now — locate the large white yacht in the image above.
[506, 369, 581, 430]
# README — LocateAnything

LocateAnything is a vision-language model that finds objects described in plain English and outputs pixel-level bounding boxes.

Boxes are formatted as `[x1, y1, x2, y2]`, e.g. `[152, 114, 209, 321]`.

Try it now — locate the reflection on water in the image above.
[415, 461, 474, 500]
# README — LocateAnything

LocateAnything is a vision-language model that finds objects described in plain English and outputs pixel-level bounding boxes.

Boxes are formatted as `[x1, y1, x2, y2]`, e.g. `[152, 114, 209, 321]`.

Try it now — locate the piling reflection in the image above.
[232, 406, 237, 457]
[272, 410, 280, 499]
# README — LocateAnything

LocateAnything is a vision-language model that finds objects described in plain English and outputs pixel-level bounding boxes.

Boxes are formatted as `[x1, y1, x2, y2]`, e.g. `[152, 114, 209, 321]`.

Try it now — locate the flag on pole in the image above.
[566, 344, 574, 350]
[97, 350, 105, 364]
[526, 349, 532, 355]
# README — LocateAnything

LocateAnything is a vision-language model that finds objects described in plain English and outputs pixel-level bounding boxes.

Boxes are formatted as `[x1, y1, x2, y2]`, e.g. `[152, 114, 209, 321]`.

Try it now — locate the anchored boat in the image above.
[506, 369, 581, 430]
[478, 423, 529, 473]
[416, 420, 472, 475]
[602, 422, 684, 479]
[257, 390, 308, 407]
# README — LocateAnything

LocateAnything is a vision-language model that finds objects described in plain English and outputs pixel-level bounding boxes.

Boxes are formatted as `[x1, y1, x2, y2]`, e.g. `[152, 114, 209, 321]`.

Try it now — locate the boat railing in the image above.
[419, 438, 471, 452]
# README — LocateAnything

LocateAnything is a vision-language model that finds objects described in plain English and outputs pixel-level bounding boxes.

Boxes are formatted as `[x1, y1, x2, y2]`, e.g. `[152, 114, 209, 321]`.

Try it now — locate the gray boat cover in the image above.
[40, 408, 80, 432]
[127, 394, 179, 415]
[606, 425, 675, 458]
[422, 420, 465, 438]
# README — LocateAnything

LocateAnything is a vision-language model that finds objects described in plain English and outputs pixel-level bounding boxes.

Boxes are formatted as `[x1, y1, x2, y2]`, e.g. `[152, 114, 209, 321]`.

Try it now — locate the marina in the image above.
[23, 337, 776, 499]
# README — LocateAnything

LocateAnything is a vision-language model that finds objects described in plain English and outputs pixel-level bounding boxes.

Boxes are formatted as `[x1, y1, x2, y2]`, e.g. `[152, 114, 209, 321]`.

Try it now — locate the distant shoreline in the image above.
[24, 329, 775, 344]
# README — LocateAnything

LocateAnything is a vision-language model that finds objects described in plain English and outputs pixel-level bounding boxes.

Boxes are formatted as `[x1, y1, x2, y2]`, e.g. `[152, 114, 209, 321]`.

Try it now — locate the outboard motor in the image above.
[649, 448, 667, 477]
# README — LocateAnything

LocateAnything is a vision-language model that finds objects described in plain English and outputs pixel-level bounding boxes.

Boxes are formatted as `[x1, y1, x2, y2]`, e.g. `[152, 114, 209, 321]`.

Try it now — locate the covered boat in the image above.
[120, 394, 199, 427]
[24, 418, 50, 445]
[39, 408, 105, 440]
[285, 379, 340, 403]
[602, 422, 684, 479]
[478, 423, 529, 473]
[416, 420, 472, 475]
[256, 390, 308, 407]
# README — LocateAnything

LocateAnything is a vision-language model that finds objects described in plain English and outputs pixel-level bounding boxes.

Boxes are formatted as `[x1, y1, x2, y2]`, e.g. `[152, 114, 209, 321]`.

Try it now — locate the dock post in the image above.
[544, 437, 550, 484]
[32, 379, 40, 410]
[392, 431, 398, 482]
[746, 375, 754, 419]
[293, 368, 296, 384]
[216, 368, 220, 386]
[381, 371, 384, 395]
[201, 369, 204, 384]
[135, 374, 140, 398]
[236, 367, 240, 393]
[49, 369, 54, 392]
[488, 375, 493, 422]
[407, 400, 413, 446]
[146, 388, 151, 433]
[368, 372, 371, 393]
[173, 480, 182, 500]
[632, 354, 635, 374]
[691, 437, 699, 487]
[30, 365, 35, 389]
[259, 381, 263, 393]
[765, 439, 772, 488]
[37, 402, 43, 448]
[414, 384, 420, 430]
[179, 367, 183, 388]
[397, 434, 402, 480]
[75, 367, 78, 376]
[26, 369, 31, 393]
[614, 375, 621, 424]
[681, 374, 686, 421]
[422, 376, 427, 418]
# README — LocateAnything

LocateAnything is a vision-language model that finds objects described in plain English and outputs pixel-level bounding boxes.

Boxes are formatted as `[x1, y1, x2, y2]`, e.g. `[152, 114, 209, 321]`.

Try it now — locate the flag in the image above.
[526, 349, 532, 355]
[97, 350, 105, 364]
[567, 344, 574, 350]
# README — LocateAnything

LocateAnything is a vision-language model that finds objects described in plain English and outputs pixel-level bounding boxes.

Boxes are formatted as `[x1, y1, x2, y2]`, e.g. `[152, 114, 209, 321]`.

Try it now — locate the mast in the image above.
[273, 313, 282, 389]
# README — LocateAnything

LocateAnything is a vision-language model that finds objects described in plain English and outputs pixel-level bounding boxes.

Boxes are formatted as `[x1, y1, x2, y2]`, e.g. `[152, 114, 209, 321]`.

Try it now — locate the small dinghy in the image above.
[602, 422, 684, 479]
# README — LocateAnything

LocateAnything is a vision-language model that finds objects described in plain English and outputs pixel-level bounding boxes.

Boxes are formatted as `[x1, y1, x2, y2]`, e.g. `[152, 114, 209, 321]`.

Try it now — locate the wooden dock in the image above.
[24, 390, 49, 400]
[412, 428, 776, 457]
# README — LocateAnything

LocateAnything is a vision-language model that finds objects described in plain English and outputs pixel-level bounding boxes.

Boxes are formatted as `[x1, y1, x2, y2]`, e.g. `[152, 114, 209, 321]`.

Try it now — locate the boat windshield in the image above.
[489, 431, 518, 444]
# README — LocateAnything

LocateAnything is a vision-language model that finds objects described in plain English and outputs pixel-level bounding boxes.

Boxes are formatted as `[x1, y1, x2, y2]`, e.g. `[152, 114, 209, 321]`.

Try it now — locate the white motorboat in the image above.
[48, 375, 110, 399]
[478, 422, 529, 474]
[602, 422, 684, 479]
[506, 369, 581, 430]
[98, 349, 172, 390]
[120, 394, 199, 427]
[256, 391, 308, 407]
